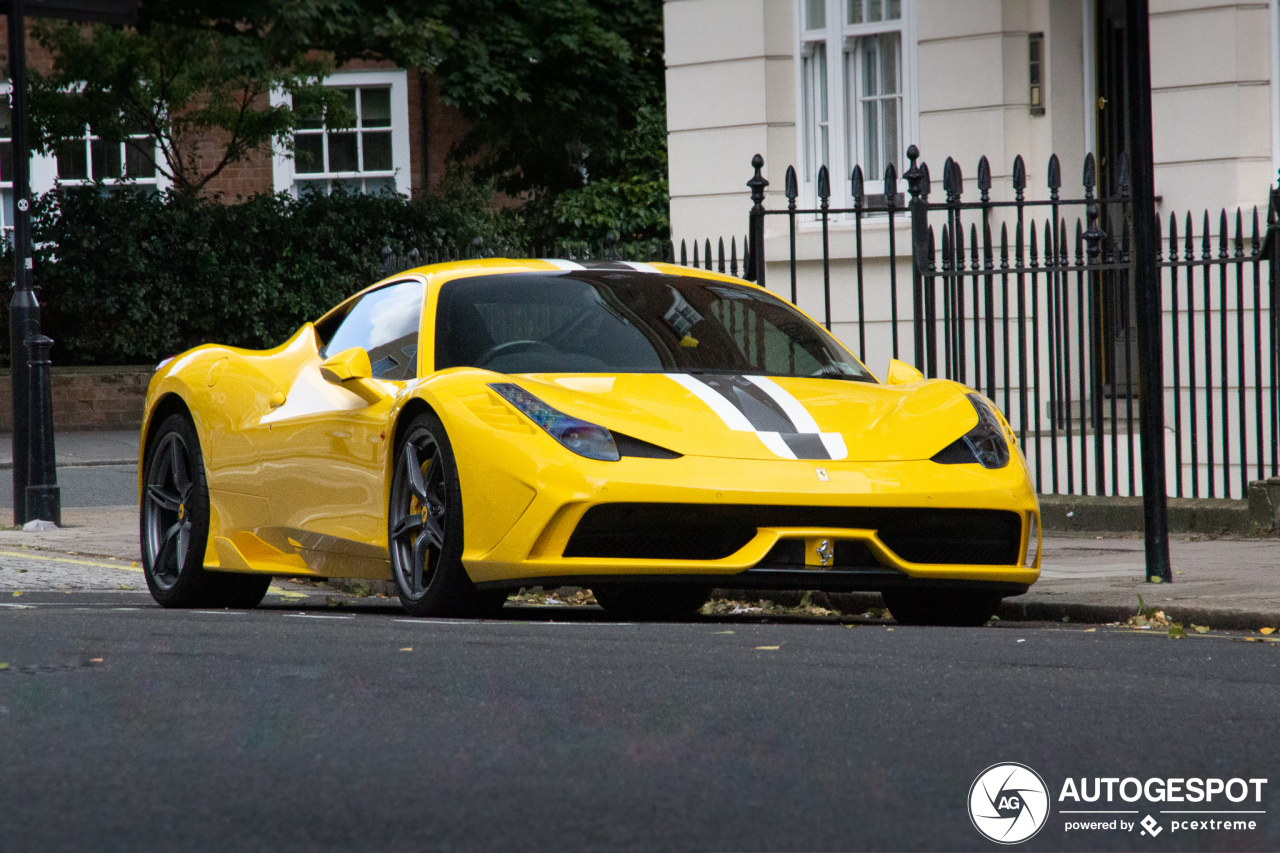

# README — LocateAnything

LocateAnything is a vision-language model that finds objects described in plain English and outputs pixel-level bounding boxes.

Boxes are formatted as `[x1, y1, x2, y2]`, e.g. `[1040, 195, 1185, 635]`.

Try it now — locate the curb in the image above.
[713, 587, 1279, 631]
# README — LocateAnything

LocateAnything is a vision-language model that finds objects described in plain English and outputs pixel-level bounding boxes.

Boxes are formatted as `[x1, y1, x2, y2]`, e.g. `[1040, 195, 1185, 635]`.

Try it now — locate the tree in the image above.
[23, 1, 448, 193]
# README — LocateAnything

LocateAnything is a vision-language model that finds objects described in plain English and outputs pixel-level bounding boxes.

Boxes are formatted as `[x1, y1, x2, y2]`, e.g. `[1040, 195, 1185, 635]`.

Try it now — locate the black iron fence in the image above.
[742, 147, 1280, 499]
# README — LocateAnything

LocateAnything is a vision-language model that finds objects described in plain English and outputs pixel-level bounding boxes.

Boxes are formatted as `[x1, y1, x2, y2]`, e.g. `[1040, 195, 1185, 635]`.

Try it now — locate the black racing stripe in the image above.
[698, 374, 796, 433]
[781, 432, 830, 460]
[577, 261, 638, 272]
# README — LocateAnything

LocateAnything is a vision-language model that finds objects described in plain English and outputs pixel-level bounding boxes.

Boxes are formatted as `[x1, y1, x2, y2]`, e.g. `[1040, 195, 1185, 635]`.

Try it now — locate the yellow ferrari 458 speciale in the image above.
[138, 259, 1040, 624]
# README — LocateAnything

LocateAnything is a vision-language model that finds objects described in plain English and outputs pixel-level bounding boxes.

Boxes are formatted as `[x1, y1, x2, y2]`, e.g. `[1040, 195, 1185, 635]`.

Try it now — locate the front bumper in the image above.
[454, 444, 1041, 591]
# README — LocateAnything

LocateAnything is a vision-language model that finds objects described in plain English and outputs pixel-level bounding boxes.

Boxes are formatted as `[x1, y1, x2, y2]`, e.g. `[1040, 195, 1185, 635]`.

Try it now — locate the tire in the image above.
[388, 411, 506, 618]
[592, 584, 710, 621]
[881, 589, 1002, 627]
[141, 413, 270, 609]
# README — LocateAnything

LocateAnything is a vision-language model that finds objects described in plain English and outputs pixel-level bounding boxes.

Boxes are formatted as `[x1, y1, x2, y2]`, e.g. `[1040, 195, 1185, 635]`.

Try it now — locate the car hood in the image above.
[504, 372, 980, 462]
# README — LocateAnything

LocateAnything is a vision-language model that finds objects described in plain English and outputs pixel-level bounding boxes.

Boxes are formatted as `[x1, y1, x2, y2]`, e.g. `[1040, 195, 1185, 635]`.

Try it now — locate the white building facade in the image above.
[665, 0, 1280, 498]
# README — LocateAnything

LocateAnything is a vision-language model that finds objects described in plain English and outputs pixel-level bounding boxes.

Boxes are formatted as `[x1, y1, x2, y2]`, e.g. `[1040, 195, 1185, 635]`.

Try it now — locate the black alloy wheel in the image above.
[388, 411, 506, 618]
[141, 413, 270, 609]
[881, 589, 1003, 627]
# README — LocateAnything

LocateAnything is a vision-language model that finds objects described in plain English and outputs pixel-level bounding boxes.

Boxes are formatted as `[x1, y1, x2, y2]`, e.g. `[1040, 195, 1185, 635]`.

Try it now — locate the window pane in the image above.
[0, 141, 11, 183]
[883, 97, 898, 174]
[805, 0, 825, 30]
[296, 178, 329, 196]
[364, 176, 397, 196]
[91, 138, 122, 180]
[863, 37, 878, 96]
[816, 43, 828, 168]
[328, 131, 358, 172]
[362, 131, 393, 171]
[294, 133, 324, 173]
[125, 137, 156, 178]
[58, 140, 89, 180]
[881, 33, 899, 95]
[802, 55, 813, 178]
[863, 99, 879, 177]
[869, 0, 882, 21]
[361, 87, 391, 128]
[2, 189, 12, 230]
[887, 0, 900, 19]
[325, 279, 424, 380]
[332, 88, 357, 129]
[847, 0, 863, 24]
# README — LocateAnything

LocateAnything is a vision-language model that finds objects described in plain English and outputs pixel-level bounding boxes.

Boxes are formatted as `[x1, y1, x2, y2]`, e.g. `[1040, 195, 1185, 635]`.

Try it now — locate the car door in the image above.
[253, 278, 425, 561]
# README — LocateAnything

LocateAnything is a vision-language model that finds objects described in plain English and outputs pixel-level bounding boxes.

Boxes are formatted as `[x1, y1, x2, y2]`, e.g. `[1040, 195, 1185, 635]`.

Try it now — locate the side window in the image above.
[322, 280, 423, 380]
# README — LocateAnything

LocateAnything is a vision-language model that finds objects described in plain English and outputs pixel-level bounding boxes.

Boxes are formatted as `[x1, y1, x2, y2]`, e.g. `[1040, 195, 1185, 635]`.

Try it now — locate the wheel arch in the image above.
[139, 393, 194, 497]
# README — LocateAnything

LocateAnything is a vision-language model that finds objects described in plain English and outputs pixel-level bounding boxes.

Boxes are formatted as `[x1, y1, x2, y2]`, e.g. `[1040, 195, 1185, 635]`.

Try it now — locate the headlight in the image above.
[489, 382, 620, 461]
[931, 393, 1011, 469]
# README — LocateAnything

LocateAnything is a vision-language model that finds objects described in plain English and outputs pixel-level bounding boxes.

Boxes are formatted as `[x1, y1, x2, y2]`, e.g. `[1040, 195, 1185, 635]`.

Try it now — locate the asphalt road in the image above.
[2, 594, 1277, 852]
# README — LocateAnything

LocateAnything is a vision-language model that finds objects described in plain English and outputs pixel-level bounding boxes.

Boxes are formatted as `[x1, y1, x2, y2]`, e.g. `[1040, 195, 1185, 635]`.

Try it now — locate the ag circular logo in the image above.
[968, 763, 1050, 844]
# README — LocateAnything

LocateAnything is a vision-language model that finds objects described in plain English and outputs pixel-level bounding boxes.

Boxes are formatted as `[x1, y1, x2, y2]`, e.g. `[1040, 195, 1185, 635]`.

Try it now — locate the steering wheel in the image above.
[474, 339, 559, 367]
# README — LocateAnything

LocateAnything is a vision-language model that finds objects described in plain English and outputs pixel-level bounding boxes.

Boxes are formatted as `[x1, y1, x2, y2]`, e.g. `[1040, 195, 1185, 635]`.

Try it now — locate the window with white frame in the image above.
[274, 69, 412, 198]
[0, 94, 15, 245]
[799, 0, 911, 206]
[55, 125, 160, 191]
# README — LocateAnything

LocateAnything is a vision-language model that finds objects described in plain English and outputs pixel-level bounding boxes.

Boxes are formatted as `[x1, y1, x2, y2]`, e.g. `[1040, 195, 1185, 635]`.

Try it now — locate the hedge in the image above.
[0, 183, 525, 367]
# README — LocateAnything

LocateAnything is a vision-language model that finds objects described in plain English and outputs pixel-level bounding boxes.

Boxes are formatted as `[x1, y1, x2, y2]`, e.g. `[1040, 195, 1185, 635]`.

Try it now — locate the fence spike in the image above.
[1074, 219, 1085, 264]
[730, 236, 738, 276]
[693, 238, 700, 268]
[1202, 210, 1212, 259]
[785, 165, 798, 201]
[1012, 155, 1026, 198]
[943, 157, 960, 199]
[1117, 151, 1130, 197]
[919, 161, 931, 198]
[1154, 213, 1163, 262]
[681, 239, 688, 266]
[718, 237, 726, 273]
[977, 155, 991, 201]
[1168, 212, 1178, 261]
[1184, 211, 1194, 261]
[1015, 216, 1024, 264]
[851, 164, 864, 204]
[1251, 207, 1260, 254]
[927, 225, 936, 270]
[884, 162, 898, 200]
[817, 165, 831, 203]
[1218, 209, 1229, 258]
[1029, 217, 1038, 266]
[1082, 152, 1096, 191]
[1000, 221, 1009, 266]
[970, 222, 980, 271]
[704, 238, 713, 271]
[1234, 208, 1244, 257]
[955, 220, 965, 269]
[1047, 153, 1062, 191]
[941, 223, 952, 269]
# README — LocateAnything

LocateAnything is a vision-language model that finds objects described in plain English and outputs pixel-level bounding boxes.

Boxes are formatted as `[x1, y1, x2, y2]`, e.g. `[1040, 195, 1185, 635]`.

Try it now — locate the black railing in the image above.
[744, 148, 1280, 499]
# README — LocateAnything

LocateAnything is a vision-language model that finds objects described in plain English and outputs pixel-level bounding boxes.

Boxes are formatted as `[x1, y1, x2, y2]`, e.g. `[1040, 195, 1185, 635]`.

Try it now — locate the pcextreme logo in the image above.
[968, 763, 1051, 844]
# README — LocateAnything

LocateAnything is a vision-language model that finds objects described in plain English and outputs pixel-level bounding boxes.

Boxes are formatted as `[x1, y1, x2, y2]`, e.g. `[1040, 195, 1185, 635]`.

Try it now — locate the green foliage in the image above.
[1, 179, 519, 367]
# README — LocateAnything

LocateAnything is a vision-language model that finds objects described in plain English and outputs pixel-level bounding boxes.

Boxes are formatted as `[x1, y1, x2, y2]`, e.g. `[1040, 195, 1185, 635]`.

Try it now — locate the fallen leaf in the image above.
[89, 658, 102, 663]
[12, 591, 21, 597]
[119, 584, 133, 590]
[0, 662, 8, 669]
[711, 630, 735, 635]
[1083, 628, 1097, 633]
[755, 645, 780, 650]
[399, 647, 413, 652]
[886, 627, 894, 632]
[1016, 638, 1026, 643]
[1168, 625, 1187, 639]
[1192, 624, 1210, 634]
[1061, 615, 1070, 623]
[1260, 627, 1275, 635]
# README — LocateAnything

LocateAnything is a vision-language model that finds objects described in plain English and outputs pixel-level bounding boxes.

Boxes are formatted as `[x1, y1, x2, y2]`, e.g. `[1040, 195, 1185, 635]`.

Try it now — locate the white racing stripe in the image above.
[757, 431, 798, 459]
[669, 373, 755, 431]
[746, 375, 820, 432]
[621, 261, 662, 274]
[544, 259, 586, 271]
[820, 433, 848, 460]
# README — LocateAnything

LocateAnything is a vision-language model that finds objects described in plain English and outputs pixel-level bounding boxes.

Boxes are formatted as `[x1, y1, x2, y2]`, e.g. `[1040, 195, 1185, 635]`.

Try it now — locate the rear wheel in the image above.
[388, 411, 506, 618]
[881, 589, 1002, 627]
[141, 413, 270, 609]
[592, 585, 710, 621]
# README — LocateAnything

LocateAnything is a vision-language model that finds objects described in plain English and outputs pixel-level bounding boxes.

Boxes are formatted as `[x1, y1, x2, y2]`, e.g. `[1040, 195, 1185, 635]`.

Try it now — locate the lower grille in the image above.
[563, 504, 1023, 565]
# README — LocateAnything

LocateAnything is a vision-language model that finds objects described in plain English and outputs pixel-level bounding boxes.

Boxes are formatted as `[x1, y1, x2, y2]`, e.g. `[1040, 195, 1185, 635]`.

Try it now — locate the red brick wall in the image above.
[0, 366, 152, 432]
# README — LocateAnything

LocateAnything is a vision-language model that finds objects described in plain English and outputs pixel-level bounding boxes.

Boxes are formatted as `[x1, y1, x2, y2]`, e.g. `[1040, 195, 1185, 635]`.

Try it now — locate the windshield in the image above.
[433, 270, 875, 382]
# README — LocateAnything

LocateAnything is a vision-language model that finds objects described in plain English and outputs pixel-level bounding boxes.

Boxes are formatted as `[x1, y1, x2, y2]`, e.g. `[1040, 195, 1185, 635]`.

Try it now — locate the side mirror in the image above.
[320, 347, 386, 404]
[885, 358, 925, 386]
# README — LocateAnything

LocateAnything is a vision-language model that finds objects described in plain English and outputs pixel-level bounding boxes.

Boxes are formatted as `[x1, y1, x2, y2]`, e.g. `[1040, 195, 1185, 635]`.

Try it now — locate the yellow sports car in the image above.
[139, 259, 1040, 624]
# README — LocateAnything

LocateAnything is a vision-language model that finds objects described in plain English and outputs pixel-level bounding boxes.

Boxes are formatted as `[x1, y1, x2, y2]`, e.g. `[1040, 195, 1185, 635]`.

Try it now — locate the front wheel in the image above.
[388, 411, 506, 618]
[141, 413, 269, 609]
[881, 589, 1002, 627]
